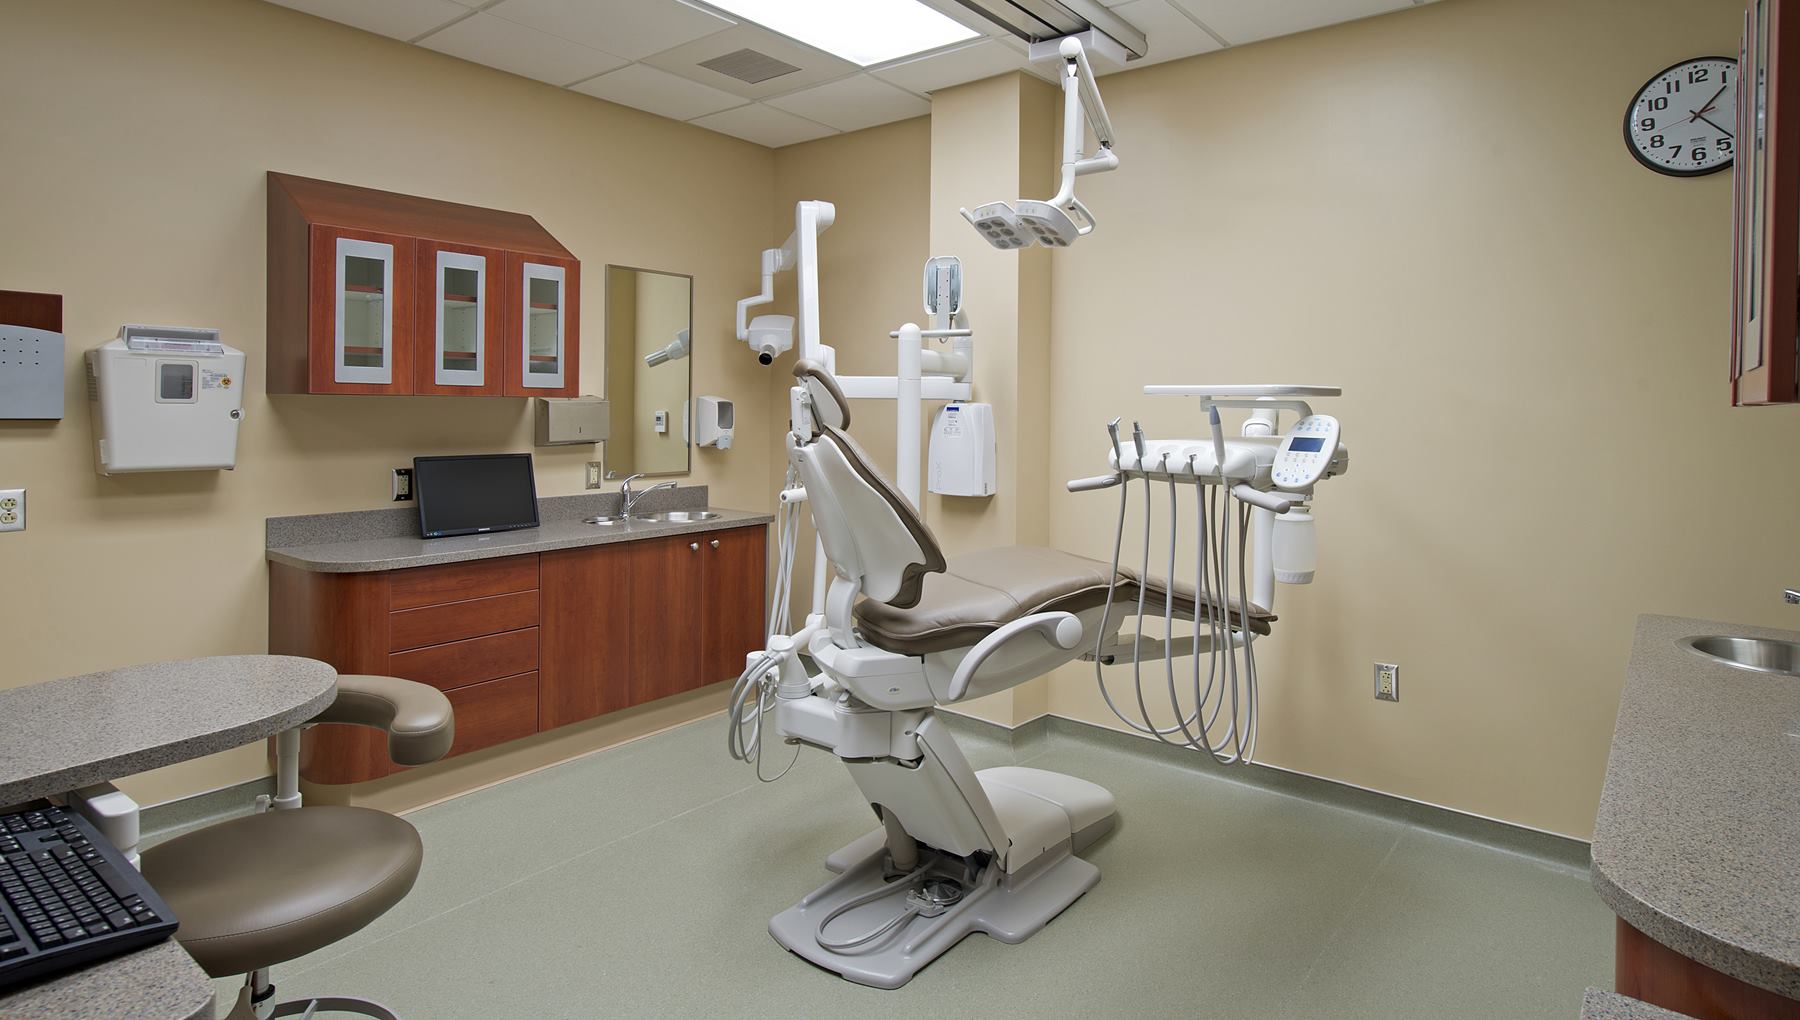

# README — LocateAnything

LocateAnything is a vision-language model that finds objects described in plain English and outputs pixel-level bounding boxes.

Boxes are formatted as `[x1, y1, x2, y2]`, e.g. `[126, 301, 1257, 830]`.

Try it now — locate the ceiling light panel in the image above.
[702, 0, 979, 66]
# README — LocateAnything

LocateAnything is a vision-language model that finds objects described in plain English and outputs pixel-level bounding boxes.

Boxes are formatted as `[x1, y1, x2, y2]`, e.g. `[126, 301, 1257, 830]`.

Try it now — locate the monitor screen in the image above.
[1288, 436, 1327, 453]
[414, 454, 540, 539]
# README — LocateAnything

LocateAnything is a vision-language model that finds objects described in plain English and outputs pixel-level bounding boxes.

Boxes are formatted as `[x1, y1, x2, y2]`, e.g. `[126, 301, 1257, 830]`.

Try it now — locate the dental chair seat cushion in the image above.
[853, 546, 1123, 655]
[139, 806, 423, 977]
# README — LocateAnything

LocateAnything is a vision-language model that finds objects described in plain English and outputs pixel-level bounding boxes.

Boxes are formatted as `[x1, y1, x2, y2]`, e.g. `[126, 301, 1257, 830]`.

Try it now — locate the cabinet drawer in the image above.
[389, 627, 538, 691]
[391, 590, 539, 652]
[444, 671, 539, 759]
[389, 555, 539, 611]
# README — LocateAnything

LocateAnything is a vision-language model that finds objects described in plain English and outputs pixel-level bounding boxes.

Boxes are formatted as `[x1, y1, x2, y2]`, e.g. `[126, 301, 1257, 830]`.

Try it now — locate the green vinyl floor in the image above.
[202, 714, 1612, 1019]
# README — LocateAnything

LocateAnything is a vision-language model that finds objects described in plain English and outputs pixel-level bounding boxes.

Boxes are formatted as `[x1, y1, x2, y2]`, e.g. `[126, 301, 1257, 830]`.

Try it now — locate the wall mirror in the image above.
[604, 266, 692, 477]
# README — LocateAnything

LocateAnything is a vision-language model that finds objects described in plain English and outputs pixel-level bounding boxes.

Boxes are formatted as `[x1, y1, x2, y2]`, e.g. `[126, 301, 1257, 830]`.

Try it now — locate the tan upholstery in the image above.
[854, 546, 1276, 655]
[140, 807, 422, 977]
[1119, 567, 1276, 637]
[313, 674, 454, 766]
[855, 546, 1122, 654]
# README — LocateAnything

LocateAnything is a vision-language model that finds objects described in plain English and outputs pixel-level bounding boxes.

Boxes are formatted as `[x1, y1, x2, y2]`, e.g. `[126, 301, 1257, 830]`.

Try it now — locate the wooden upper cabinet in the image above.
[505, 252, 580, 397]
[1732, 0, 1800, 404]
[416, 239, 506, 397]
[267, 172, 580, 397]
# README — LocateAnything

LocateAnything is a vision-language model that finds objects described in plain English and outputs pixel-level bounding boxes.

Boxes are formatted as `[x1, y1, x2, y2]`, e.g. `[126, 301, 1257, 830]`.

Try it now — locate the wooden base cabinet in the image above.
[270, 524, 766, 785]
[1616, 918, 1800, 1020]
[540, 529, 767, 731]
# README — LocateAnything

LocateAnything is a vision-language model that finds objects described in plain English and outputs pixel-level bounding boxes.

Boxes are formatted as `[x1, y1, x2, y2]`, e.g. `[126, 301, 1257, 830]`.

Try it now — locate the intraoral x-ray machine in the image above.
[962, 36, 1119, 249]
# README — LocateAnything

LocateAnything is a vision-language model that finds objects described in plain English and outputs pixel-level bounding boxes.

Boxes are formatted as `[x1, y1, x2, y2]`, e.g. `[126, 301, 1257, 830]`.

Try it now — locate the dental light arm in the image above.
[644, 327, 690, 367]
[961, 37, 1120, 249]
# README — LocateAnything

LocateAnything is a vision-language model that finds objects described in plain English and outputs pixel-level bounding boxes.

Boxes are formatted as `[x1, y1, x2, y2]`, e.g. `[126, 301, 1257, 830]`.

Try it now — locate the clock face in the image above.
[1625, 57, 1738, 176]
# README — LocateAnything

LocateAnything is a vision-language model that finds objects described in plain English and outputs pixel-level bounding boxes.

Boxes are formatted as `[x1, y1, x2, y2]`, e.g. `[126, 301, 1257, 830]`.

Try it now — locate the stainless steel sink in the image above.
[1679, 635, 1800, 676]
[583, 515, 626, 526]
[629, 510, 722, 523]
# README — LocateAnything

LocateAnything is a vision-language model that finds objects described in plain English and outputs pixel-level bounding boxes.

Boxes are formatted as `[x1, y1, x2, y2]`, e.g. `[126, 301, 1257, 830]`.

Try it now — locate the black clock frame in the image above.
[1623, 55, 1739, 177]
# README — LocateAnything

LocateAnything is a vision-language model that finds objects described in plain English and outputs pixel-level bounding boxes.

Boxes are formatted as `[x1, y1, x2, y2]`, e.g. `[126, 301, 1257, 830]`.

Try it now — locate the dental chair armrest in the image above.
[310, 675, 456, 766]
[946, 612, 1083, 702]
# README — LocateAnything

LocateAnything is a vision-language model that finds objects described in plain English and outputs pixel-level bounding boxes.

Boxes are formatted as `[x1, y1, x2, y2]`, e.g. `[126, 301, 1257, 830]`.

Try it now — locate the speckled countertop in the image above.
[0, 655, 337, 807]
[265, 487, 773, 573]
[0, 940, 212, 1020]
[1591, 614, 1800, 999]
[1579, 988, 1691, 1020]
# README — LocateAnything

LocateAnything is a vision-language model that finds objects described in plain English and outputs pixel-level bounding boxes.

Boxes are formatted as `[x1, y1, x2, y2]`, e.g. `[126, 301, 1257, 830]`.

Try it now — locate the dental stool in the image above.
[140, 674, 453, 1020]
[764, 362, 1127, 988]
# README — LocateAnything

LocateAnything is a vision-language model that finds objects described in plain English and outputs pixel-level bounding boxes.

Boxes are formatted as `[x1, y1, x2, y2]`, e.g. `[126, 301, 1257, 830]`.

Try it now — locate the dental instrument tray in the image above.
[414, 453, 540, 539]
[0, 804, 180, 990]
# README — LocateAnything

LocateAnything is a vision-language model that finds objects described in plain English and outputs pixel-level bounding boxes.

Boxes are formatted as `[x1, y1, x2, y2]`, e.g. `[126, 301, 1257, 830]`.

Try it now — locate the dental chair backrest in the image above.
[789, 362, 946, 638]
[793, 358, 850, 432]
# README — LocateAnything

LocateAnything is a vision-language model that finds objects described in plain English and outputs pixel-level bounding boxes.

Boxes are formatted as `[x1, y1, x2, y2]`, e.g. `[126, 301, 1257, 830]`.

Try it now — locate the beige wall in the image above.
[0, 0, 778, 805]
[1043, 0, 1783, 838]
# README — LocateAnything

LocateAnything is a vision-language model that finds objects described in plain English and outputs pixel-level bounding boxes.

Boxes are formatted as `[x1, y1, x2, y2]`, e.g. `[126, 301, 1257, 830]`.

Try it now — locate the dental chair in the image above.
[141, 674, 453, 1019]
[761, 362, 1132, 988]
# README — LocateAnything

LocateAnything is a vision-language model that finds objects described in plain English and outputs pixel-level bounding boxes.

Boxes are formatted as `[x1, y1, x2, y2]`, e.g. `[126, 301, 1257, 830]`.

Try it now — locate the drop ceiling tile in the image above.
[690, 103, 838, 147]
[418, 11, 628, 85]
[641, 23, 857, 100]
[261, 0, 470, 41]
[765, 75, 929, 132]
[484, 0, 733, 60]
[1169, 0, 1412, 46]
[570, 62, 747, 121]
[871, 38, 1033, 94]
[1109, 0, 1222, 67]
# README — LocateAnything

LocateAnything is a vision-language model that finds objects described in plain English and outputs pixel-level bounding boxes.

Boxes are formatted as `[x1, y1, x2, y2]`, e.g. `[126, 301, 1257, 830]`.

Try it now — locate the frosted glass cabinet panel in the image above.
[505, 252, 579, 397]
[416, 241, 505, 396]
[335, 238, 395, 385]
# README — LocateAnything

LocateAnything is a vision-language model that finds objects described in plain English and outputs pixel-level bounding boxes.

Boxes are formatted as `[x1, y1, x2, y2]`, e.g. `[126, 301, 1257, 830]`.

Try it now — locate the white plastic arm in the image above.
[1231, 484, 1293, 514]
[946, 612, 1082, 702]
[735, 246, 789, 341]
[1067, 473, 1122, 492]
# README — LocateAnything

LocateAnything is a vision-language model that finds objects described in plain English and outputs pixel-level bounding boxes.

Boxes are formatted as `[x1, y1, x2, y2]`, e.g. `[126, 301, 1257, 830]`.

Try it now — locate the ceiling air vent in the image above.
[698, 48, 802, 85]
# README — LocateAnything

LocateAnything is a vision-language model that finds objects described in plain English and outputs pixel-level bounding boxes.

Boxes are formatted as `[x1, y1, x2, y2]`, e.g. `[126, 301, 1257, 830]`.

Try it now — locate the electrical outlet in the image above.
[586, 462, 603, 490]
[391, 469, 413, 502]
[0, 488, 24, 533]
[1374, 662, 1399, 702]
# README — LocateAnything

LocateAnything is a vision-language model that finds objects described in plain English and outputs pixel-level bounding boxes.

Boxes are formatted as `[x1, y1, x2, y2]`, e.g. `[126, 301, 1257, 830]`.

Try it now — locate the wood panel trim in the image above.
[1616, 917, 1800, 1020]
[390, 589, 539, 652]
[0, 291, 61, 332]
[389, 627, 538, 692]
[389, 555, 539, 611]
[443, 671, 540, 760]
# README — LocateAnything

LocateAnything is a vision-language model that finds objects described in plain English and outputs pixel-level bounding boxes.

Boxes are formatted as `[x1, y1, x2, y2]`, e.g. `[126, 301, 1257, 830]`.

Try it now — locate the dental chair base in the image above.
[768, 713, 1114, 989]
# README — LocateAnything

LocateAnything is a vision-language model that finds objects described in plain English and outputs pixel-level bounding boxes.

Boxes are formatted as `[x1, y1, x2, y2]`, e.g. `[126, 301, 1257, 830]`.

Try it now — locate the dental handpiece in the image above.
[1207, 405, 1228, 482]
[1131, 422, 1147, 473]
[1106, 417, 1124, 467]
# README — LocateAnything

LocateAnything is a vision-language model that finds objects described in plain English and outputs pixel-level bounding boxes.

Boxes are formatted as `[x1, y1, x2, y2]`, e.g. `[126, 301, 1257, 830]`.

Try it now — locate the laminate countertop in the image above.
[267, 508, 773, 574]
[1578, 988, 1691, 1020]
[1591, 614, 1800, 999]
[0, 941, 212, 1020]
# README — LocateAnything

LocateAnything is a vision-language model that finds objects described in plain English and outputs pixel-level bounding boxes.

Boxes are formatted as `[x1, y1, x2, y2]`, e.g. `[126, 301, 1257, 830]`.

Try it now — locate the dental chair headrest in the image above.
[792, 359, 850, 433]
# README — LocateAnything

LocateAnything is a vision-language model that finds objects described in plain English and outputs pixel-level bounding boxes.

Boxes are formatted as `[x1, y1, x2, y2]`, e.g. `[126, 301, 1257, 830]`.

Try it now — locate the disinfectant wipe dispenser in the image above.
[928, 402, 995, 496]
[86, 325, 246, 475]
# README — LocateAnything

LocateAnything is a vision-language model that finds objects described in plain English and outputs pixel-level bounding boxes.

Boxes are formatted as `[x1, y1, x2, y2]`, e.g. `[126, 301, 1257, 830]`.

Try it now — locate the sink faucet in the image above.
[618, 474, 678, 518]
[1786, 589, 1800, 605]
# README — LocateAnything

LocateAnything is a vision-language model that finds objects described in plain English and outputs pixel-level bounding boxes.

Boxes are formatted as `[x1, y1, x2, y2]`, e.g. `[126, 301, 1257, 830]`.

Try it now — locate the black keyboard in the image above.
[0, 804, 178, 990]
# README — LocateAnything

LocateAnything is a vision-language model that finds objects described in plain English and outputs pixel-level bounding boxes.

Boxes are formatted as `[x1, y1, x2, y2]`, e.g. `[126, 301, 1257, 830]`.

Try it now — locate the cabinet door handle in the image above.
[710, 539, 720, 549]
[690, 542, 699, 552]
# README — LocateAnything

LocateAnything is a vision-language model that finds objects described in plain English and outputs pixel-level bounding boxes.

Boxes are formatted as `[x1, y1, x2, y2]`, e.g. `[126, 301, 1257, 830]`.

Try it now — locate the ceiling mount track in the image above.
[950, 0, 1147, 59]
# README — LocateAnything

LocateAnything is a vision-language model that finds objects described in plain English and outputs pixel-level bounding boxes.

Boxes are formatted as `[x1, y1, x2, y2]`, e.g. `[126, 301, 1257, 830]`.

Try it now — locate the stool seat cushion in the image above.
[140, 806, 422, 977]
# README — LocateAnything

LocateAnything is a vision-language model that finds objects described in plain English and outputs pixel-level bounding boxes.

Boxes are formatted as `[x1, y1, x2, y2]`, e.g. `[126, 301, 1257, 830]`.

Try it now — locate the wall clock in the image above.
[1624, 56, 1738, 176]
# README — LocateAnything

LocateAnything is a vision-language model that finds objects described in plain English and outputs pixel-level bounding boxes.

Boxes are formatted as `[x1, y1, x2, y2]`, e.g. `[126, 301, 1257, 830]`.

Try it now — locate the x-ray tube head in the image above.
[644, 327, 690, 368]
[746, 314, 795, 366]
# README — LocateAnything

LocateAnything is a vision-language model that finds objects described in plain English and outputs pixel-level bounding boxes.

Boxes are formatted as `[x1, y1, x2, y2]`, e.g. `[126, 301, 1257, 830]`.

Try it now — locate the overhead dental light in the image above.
[961, 36, 1119, 249]
[644, 327, 690, 367]
[702, 0, 978, 66]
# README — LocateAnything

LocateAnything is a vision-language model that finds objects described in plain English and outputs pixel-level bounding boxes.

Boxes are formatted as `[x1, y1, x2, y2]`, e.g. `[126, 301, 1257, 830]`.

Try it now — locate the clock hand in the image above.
[1696, 83, 1727, 116]
[1697, 112, 1734, 138]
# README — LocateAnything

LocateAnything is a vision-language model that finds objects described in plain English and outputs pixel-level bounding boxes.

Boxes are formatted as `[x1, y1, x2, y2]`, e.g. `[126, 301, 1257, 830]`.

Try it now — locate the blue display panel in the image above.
[1288, 436, 1326, 453]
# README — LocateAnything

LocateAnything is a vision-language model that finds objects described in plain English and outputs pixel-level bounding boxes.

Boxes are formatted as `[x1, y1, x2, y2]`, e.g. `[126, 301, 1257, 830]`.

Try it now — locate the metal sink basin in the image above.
[629, 510, 722, 523]
[1680, 635, 1800, 676]
[583, 515, 625, 526]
